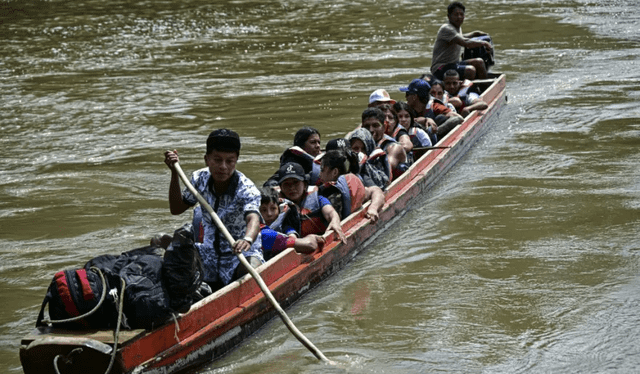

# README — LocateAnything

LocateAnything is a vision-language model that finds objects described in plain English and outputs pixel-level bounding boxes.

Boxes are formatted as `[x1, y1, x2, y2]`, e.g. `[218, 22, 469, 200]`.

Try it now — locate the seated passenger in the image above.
[293, 126, 322, 158]
[258, 187, 325, 261]
[318, 150, 385, 222]
[361, 107, 409, 179]
[348, 128, 391, 190]
[379, 104, 413, 154]
[429, 80, 457, 113]
[263, 127, 322, 187]
[399, 78, 463, 141]
[443, 69, 488, 117]
[367, 88, 396, 108]
[277, 162, 346, 243]
[393, 101, 432, 148]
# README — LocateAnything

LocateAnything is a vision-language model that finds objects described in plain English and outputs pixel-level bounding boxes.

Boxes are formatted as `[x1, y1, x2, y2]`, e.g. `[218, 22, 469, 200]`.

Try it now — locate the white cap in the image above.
[368, 89, 396, 105]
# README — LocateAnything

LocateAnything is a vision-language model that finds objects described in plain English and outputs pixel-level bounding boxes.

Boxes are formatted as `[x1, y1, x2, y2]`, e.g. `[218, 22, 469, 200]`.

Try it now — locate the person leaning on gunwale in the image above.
[164, 129, 264, 292]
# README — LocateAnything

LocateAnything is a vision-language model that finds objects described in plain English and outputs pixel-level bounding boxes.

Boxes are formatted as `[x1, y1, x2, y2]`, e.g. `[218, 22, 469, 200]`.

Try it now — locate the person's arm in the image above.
[321, 204, 347, 243]
[461, 99, 488, 117]
[294, 235, 325, 254]
[398, 133, 413, 153]
[464, 30, 488, 38]
[165, 150, 190, 215]
[233, 212, 261, 253]
[415, 117, 438, 133]
[363, 186, 385, 222]
[452, 34, 492, 52]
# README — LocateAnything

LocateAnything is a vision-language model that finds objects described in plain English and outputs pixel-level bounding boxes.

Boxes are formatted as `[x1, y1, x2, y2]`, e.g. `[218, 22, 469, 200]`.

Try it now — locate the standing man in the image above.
[164, 129, 263, 291]
[431, 1, 493, 80]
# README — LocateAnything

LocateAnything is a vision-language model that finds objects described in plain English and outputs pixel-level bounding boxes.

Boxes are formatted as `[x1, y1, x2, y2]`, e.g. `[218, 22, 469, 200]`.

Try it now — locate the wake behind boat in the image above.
[20, 73, 507, 374]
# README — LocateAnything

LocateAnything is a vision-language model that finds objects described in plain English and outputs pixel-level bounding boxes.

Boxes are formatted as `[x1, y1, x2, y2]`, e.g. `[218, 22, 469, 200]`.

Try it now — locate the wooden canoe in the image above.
[20, 73, 507, 374]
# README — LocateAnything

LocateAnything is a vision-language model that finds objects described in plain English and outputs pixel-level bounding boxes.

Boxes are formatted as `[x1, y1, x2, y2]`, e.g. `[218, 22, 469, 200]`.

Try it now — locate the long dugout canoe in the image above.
[20, 73, 507, 374]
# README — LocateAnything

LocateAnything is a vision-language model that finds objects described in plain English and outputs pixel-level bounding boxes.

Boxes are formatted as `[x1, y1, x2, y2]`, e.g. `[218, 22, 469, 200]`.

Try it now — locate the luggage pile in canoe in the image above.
[20, 73, 507, 374]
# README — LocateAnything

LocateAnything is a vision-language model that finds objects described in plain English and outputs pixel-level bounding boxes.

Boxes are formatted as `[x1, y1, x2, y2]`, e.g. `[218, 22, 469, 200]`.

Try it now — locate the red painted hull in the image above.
[20, 74, 507, 374]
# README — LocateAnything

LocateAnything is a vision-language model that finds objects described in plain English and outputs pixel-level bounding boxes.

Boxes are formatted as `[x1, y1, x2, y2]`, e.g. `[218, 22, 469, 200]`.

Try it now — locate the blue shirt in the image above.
[182, 168, 263, 285]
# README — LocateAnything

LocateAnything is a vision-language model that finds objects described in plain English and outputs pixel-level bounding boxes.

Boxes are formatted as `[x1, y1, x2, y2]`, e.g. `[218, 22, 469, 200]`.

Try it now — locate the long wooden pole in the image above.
[173, 162, 333, 364]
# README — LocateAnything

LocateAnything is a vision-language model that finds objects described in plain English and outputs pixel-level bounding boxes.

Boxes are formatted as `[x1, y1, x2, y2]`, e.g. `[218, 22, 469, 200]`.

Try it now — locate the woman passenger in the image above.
[318, 150, 385, 222]
[378, 104, 413, 154]
[393, 101, 433, 148]
[277, 162, 346, 243]
[293, 126, 322, 158]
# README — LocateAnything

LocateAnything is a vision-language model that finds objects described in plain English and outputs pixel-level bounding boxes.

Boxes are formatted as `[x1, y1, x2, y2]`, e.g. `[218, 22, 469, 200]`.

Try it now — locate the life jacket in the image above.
[389, 124, 408, 142]
[377, 134, 397, 153]
[407, 126, 432, 147]
[455, 79, 478, 111]
[299, 190, 329, 237]
[318, 174, 366, 219]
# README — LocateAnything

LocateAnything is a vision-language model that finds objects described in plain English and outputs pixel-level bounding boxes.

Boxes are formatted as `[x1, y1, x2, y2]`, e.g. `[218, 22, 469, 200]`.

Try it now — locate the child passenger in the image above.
[258, 187, 325, 261]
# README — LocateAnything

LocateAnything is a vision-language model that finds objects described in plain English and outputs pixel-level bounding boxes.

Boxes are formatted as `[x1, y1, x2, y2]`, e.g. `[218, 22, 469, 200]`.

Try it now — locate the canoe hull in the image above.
[20, 74, 507, 374]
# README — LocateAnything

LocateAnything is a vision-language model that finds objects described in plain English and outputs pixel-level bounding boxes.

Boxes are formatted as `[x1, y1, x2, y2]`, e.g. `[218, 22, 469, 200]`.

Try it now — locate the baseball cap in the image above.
[325, 138, 349, 152]
[399, 79, 431, 99]
[368, 89, 396, 105]
[277, 162, 307, 185]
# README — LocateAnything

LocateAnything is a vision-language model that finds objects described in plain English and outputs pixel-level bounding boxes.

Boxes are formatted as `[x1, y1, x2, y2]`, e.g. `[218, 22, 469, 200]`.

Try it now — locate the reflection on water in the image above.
[2, 0, 640, 372]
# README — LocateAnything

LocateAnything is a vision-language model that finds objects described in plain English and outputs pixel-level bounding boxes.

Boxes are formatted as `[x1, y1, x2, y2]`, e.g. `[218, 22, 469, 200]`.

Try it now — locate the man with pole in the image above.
[164, 129, 333, 363]
[164, 129, 263, 292]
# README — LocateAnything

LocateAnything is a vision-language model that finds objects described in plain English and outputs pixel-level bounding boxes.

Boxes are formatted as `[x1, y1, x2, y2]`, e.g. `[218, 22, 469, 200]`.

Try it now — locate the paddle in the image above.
[412, 145, 452, 151]
[172, 162, 334, 364]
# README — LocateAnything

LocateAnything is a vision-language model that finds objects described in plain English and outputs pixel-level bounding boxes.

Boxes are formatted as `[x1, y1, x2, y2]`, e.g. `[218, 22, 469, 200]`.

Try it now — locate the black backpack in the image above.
[463, 35, 495, 69]
[36, 266, 118, 329]
[162, 224, 207, 313]
[37, 245, 175, 330]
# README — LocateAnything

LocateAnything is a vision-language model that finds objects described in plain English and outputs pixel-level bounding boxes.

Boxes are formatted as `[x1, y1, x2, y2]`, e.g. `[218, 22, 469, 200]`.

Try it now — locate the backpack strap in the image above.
[76, 269, 95, 301]
[55, 270, 81, 317]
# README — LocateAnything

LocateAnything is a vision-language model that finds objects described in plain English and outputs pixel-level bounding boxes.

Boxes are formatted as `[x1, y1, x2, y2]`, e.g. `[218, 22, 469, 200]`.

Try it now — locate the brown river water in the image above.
[1, 0, 639, 373]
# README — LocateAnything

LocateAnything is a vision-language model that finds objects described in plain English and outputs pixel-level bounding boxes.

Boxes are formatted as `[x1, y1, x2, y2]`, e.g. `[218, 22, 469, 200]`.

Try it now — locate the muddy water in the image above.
[1, 0, 639, 372]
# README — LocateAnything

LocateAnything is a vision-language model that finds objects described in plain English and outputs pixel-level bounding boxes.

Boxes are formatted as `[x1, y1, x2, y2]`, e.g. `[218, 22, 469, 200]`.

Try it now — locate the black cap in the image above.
[206, 129, 241, 154]
[325, 138, 349, 152]
[277, 162, 307, 185]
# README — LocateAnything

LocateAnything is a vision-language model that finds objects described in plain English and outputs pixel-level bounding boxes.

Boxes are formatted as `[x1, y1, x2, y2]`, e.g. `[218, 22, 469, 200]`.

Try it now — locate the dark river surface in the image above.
[2, 0, 640, 372]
